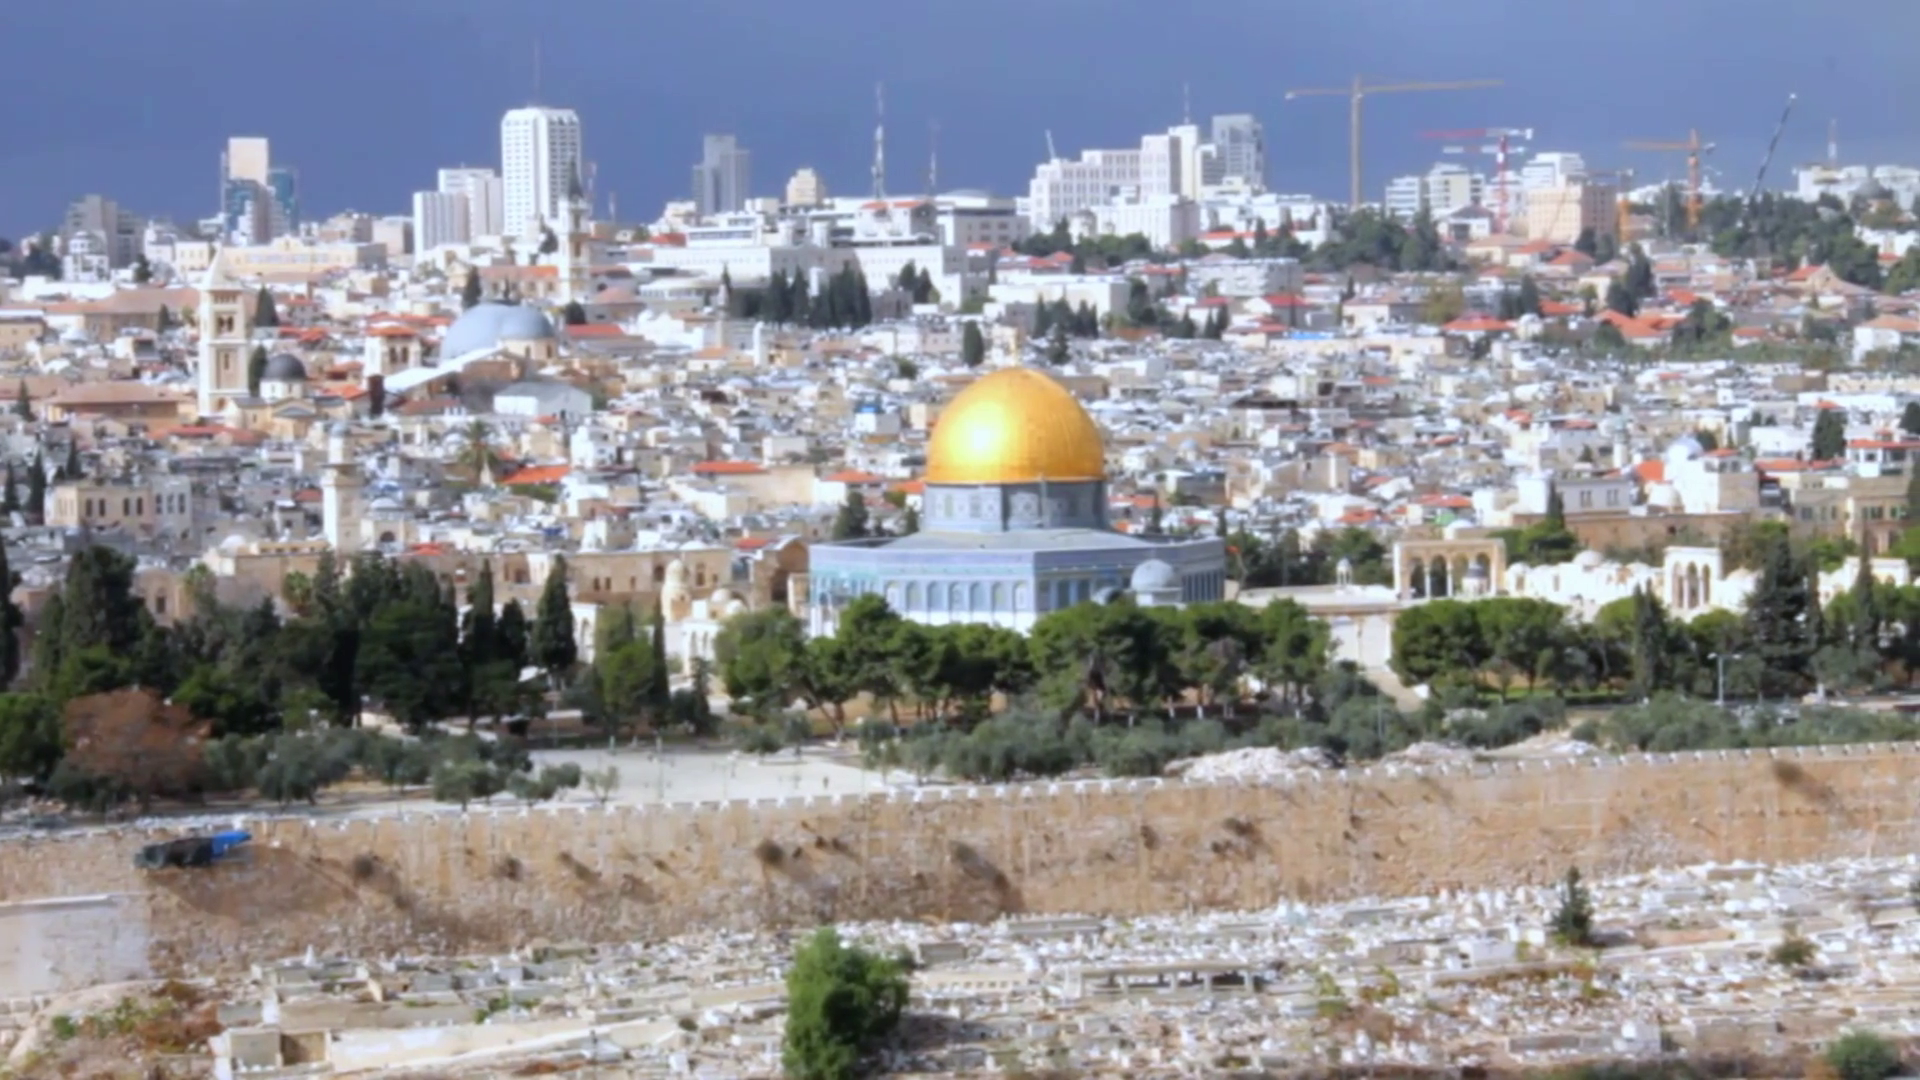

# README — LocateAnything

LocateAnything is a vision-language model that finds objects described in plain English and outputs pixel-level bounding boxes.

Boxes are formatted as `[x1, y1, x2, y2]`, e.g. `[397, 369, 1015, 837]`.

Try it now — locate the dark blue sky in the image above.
[3, 0, 1915, 236]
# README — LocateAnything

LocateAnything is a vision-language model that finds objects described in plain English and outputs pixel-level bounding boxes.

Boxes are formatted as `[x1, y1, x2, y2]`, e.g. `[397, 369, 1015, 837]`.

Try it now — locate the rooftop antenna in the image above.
[1182, 82, 1192, 126]
[1828, 118, 1838, 168]
[872, 82, 887, 201]
[927, 119, 939, 197]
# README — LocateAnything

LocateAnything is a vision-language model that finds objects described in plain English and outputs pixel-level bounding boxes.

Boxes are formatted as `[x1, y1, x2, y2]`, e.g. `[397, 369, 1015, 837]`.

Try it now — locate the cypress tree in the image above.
[915, 266, 934, 304]
[531, 556, 577, 687]
[1850, 550, 1880, 652]
[831, 488, 870, 540]
[497, 599, 530, 669]
[646, 601, 670, 713]
[1745, 529, 1814, 696]
[462, 559, 498, 666]
[961, 322, 986, 368]
[0, 539, 20, 685]
[253, 285, 280, 328]
[247, 344, 269, 398]
[461, 268, 483, 310]
[25, 450, 44, 520]
[62, 439, 80, 482]
[12, 379, 29, 421]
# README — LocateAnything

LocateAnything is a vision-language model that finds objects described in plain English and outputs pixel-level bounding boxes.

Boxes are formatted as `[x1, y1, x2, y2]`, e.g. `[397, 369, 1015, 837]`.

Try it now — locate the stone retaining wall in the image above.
[2, 743, 1916, 991]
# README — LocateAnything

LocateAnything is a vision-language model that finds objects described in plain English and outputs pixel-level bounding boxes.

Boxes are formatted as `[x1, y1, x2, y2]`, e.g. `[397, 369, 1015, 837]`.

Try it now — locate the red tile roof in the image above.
[500, 464, 571, 486]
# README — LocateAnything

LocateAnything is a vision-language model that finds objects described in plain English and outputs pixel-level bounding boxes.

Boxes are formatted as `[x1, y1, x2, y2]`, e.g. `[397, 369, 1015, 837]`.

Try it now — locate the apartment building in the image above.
[49, 476, 196, 537]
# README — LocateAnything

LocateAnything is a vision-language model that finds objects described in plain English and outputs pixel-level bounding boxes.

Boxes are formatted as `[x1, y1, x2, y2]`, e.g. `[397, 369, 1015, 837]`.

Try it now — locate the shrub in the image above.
[1825, 1030, 1900, 1080]
[1769, 931, 1817, 968]
[782, 927, 909, 1080]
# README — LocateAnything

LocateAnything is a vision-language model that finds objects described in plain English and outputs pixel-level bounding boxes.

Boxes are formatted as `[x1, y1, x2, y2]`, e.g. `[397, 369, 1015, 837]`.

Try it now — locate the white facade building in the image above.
[1384, 163, 1486, 221]
[500, 106, 583, 239]
[411, 191, 470, 251]
[1085, 196, 1201, 250]
[693, 134, 752, 217]
[1519, 151, 1587, 191]
[1211, 114, 1266, 190]
[1028, 148, 1142, 230]
[438, 167, 504, 238]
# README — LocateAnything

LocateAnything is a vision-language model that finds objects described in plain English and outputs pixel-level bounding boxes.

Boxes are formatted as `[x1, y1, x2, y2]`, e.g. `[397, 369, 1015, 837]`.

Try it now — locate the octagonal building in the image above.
[804, 367, 1228, 635]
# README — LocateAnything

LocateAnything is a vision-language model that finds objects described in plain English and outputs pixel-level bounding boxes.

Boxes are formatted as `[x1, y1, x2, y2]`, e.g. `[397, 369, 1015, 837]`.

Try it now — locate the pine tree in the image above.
[247, 344, 269, 397]
[253, 285, 280, 328]
[961, 322, 986, 368]
[1903, 402, 1920, 438]
[1147, 493, 1164, 534]
[1745, 528, 1815, 697]
[831, 489, 870, 540]
[899, 504, 920, 535]
[562, 300, 588, 325]
[461, 268, 484, 310]
[156, 305, 173, 333]
[61, 439, 80, 482]
[497, 599, 530, 669]
[132, 253, 153, 285]
[1629, 585, 1668, 700]
[12, 380, 29, 421]
[531, 556, 577, 687]
[916, 267, 934, 304]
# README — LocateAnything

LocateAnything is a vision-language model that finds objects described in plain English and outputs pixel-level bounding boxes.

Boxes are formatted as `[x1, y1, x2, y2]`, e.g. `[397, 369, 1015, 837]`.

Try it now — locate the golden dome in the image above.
[925, 368, 1106, 485]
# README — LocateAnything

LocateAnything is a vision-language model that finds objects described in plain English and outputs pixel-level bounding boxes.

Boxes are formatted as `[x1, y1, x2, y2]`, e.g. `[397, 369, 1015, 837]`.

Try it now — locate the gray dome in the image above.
[441, 302, 557, 359]
[1130, 559, 1177, 593]
[262, 353, 308, 381]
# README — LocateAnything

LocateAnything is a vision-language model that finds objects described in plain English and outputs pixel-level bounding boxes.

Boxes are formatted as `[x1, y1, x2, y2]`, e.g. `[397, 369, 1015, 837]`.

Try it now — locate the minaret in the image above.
[196, 247, 251, 417]
[871, 82, 886, 201]
[321, 423, 364, 555]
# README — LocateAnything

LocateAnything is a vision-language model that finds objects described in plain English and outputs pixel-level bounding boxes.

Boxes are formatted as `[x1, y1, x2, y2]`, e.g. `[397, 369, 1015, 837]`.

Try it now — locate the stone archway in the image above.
[1394, 538, 1506, 601]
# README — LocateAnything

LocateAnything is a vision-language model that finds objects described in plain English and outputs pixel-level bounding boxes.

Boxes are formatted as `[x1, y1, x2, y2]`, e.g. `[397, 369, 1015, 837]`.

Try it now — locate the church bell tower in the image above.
[196, 248, 252, 417]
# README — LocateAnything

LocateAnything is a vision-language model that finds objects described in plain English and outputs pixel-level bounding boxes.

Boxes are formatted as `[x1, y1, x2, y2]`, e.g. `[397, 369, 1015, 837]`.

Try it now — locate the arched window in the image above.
[992, 582, 1008, 612]
[907, 582, 923, 611]
[929, 583, 946, 612]
[948, 582, 965, 612]
[969, 582, 985, 613]
[1014, 582, 1030, 611]
[885, 583, 902, 610]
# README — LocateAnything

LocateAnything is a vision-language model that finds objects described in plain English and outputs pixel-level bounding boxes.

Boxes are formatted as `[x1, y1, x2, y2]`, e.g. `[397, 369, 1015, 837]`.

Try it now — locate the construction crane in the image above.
[1421, 127, 1533, 234]
[1623, 129, 1715, 234]
[1749, 92, 1797, 199]
[1045, 129, 1059, 164]
[1285, 76, 1503, 210]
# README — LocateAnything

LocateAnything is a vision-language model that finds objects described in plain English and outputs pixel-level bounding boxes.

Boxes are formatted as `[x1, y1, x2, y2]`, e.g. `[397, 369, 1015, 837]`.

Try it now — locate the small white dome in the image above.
[1130, 559, 1176, 593]
[723, 599, 748, 618]
[1664, 435, 1705, 465]
[710, 586, 736, 608]
[1574, 550, 1606, 570]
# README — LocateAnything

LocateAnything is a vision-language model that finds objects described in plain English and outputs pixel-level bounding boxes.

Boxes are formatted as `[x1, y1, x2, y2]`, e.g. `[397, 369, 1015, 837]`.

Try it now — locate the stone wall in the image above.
[4, 743, 1919, 992]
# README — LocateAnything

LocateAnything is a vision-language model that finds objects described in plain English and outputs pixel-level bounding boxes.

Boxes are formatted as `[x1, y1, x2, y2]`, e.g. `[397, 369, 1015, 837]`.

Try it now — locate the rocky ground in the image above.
[11, 852, 1920, 1077]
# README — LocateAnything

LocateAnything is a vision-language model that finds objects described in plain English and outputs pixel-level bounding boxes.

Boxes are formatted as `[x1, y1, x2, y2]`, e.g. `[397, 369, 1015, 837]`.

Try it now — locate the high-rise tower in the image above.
[500, 106, 583, 239]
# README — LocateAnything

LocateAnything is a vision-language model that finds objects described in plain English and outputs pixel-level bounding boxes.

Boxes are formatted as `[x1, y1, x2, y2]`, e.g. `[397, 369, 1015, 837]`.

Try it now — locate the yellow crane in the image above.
[1285, 76, 1503, 210]
[1623, 129, 1715, 234]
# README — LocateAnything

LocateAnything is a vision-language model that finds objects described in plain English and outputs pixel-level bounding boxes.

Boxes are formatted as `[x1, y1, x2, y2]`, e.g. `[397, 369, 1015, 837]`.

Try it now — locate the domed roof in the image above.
[441, 301, 557, 359]
[263, 353, 308, 381]
[664, 558, 689, 585]
[925, 368, 1106, 485]
[1130, 559, 1176, 593]
[1664, 435, 1704, 465]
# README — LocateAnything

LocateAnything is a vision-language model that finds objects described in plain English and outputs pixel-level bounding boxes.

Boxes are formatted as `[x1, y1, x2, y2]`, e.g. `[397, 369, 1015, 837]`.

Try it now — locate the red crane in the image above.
[1421, 127, 1533, 235]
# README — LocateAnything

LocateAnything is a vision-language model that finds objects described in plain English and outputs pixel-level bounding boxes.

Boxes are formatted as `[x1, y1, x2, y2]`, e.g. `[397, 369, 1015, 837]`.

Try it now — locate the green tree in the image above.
[960, 321, 986, 368]
[1745, 528, 1817, 697]
[1550, 866, 1596, 947]
[0, 539, 21, 686]
[1, 461, 17, 516]
[531, 557, 578, 688]
[1825, 1031, 1900, 1080]
[781, 927, 910, 1080]
[360, 593, 462, 732]
[247, 344, 269, 398]
[253, 285, 280, 328]
[1515, 276, 1542, 318]
[60, 439, 80, 482]
[715, 607, 808, 716]
[1811, 406, 1847, 461]
[1902, 402, 1920, 438]
[1045, 321, 1070, 365]
[12, 380, 29, 421]
[1391, 599, 1487, 688]
[561, 299, 588, 325]
[597, 639, 662, 738]
[24, 450, 46, 521]
[898, 504, 920, 535]
[131, 253, 153, 285]
[0, 693, 60, 781]
[831, 488, 870, 541]
[461, 267, 484, 310]
[1603, 278, 1638, 317]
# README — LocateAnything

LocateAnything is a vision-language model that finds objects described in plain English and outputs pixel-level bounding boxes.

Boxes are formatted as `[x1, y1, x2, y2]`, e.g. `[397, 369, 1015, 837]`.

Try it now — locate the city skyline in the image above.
[2, 0, 1917, 235]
